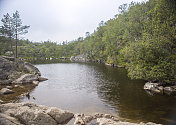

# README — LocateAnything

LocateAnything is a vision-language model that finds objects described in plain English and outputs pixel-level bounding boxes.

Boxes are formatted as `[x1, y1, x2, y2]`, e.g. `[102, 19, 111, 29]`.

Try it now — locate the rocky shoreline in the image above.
[0, 56, 48, 103]
[0, 56, 47, 85]
[144, 82, 176, 96]
[0, 102, 161, 125]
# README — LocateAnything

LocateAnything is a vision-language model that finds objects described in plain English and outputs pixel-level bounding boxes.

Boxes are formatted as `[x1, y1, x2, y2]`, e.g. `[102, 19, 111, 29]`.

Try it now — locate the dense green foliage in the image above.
[0, 0, 175, 83]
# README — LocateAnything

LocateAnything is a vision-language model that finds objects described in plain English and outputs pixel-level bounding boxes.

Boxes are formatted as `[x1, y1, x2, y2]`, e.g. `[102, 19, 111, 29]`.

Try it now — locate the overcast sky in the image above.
[0, 0, 145, 43]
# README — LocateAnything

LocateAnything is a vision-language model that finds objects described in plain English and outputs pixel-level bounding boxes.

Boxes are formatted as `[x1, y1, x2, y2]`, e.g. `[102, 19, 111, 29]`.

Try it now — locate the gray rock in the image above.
[171, 85, 176, 90]
[14, 85, 20, 88]
[144, 82, 159, 90]
[0, 80, 12, 85]
[0, 102, 74, 125]
[70, 54, 88, 62]
[144, 82, 176, 96]
[0, 56, 18, 81]
[74, 113, 93, 125]
[38, 76, 48, 82]
[6, 86, 13, 89]
[158, 86, 164, 92]
[0, 88, 14, 95]
[0, 113, 23, 125]
[97, 118, 119, 125]
[104, 114, 112, 119]
[96, 118, 161, 125]
[70, 56, 75, 62]
[18, 61, 41, 76]
[33, 81, 39, 85]
[12, 74, 38, 84]
[74, 114, 161, 125]
[144, 82, 163, 94]
[15, 109, 57, 125]
[0, 100, 4, 104]
[46, 107, 74, 124]
[163, 87, 176, 95]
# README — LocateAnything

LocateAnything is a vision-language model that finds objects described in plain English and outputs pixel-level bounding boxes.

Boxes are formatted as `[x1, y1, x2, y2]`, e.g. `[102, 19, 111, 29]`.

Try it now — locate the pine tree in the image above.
[12, 10, 30, 60]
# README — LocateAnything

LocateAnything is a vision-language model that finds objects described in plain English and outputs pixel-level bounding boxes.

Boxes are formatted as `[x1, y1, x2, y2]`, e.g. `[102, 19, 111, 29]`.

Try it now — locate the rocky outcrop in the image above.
[73, 113, 161, 125]
[18, 61, 41, 76]
[0, 56, 47, 85]
[144, 82, 176, 95]
[0, 56, 21, 82]
[0, 102, 74, 125]
[0, 102, 161, 125]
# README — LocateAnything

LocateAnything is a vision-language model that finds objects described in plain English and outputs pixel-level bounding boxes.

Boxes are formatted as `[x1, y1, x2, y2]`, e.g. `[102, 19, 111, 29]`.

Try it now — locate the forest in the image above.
[0, 0, 176, 83]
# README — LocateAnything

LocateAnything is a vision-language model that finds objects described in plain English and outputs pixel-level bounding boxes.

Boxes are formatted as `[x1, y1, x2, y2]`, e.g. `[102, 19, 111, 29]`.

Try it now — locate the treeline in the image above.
[67, 0, 176, 83]
[0, 0, 175, 83]
[0, 36, 73, 58]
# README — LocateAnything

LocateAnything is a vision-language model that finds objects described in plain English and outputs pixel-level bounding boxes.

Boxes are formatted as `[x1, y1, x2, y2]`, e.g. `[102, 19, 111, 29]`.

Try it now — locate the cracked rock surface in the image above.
[0, 102, 162, 125]
[0, 102, 74, 125]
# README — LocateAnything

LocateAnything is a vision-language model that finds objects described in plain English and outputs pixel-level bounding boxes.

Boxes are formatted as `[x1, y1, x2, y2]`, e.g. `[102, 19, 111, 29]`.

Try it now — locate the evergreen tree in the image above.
[12, 10, 30, 59]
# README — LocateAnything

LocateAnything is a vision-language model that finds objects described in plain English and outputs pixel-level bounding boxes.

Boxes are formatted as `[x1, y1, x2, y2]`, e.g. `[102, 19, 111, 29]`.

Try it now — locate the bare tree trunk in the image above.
[9, 22, 14, 57]
[15, 27, 18, 63]
[9, 37, 15, 57]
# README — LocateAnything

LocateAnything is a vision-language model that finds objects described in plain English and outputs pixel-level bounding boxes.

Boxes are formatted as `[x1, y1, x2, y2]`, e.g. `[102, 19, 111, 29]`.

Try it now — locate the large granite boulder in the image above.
[46, 107, 74, 124]
[0, 56, 20, 81]
[0, 56, 47, 85]
[0, 102, 74, 125]
[18, 61, 41, 76]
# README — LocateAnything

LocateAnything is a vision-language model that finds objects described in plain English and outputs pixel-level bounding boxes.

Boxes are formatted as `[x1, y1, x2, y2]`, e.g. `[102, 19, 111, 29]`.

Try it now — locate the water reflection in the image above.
[94, 64, 176, 124]
[20, 63, 176, 125]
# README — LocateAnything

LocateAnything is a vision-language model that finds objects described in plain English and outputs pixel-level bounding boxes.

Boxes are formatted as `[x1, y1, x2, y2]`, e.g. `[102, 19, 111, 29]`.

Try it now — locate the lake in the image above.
[20, 63, 176, 125]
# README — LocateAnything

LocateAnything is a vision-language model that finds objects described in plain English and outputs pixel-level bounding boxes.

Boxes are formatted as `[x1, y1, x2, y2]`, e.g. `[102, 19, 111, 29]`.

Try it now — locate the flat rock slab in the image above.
[0, 102, 74, 125]
[0, 88, 14, 95]
[12, 74, 38, 84]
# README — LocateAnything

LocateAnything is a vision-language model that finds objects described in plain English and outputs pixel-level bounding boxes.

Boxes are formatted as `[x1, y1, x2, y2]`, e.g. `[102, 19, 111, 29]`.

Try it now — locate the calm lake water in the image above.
[21, 63, 176, 125]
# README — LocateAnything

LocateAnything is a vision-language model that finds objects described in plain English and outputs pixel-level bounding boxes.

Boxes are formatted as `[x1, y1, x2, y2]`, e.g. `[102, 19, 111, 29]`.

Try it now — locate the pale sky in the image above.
[0, 0, 145, 43]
